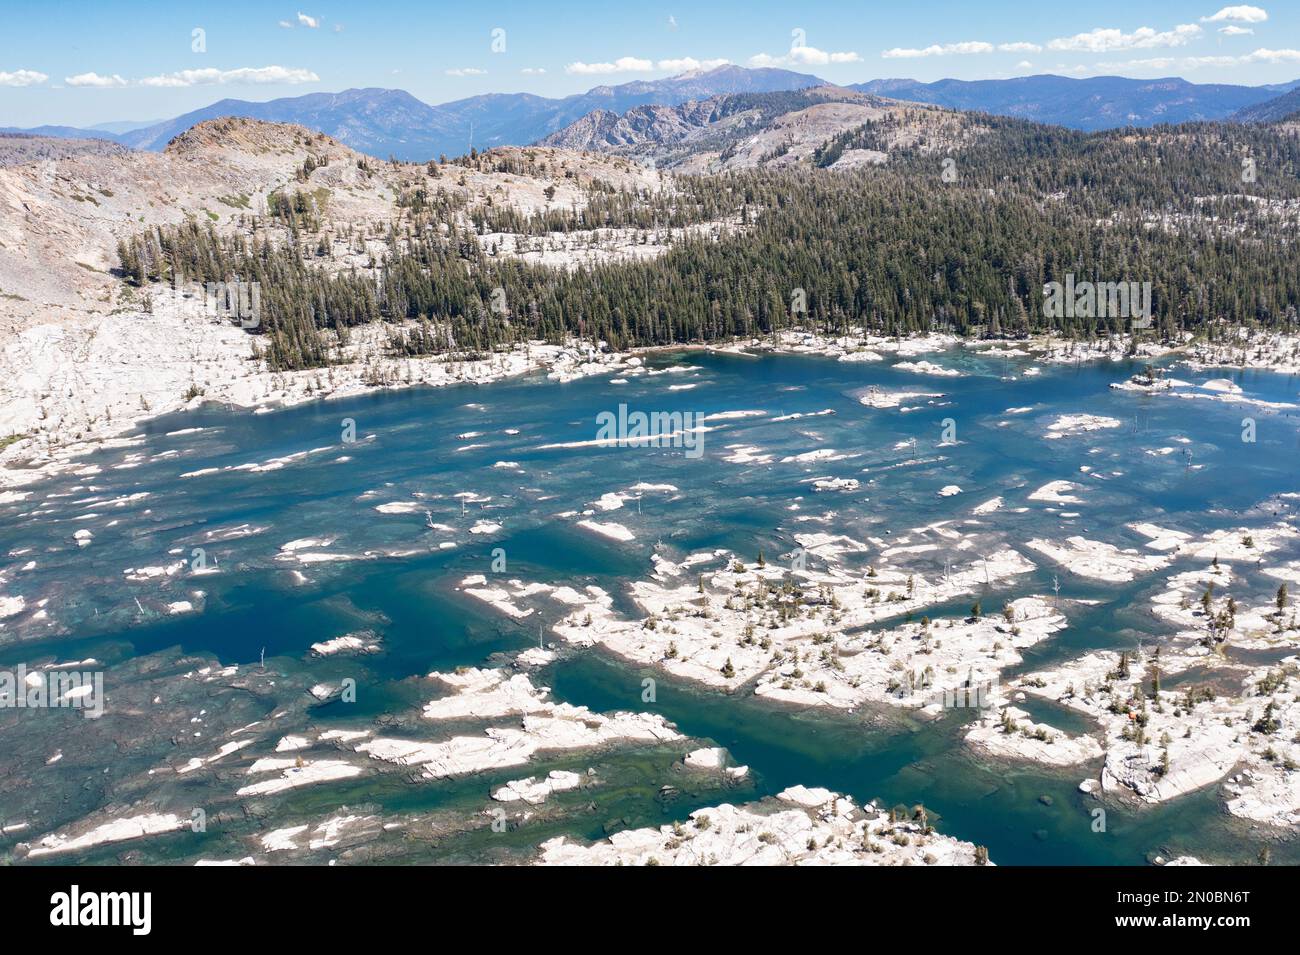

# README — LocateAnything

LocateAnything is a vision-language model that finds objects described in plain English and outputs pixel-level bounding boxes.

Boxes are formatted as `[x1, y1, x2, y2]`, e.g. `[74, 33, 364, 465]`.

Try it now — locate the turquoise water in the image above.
[2, 346, 1299, 864]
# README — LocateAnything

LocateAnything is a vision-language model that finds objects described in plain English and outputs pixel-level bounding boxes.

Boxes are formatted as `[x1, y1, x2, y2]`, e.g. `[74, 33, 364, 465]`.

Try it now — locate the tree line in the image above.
[117, 117, 1300, 371]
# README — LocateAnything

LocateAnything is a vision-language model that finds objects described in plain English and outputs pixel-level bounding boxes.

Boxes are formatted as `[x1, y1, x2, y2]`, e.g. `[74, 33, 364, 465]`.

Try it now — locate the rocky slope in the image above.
[0, 133, 129, 167]
[540, 86, 979, 171]
[0, 118, 684, 478]
[1232, 86, 1300, 124]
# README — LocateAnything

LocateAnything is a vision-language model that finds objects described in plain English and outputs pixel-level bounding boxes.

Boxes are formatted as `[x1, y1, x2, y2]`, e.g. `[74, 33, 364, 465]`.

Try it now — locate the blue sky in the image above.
[2, 1, 1298, 127]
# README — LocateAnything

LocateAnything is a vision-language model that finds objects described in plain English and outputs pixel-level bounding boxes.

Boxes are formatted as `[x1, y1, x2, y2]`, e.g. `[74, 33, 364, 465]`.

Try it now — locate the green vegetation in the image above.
[813, 116, 895, 167]
[266, 188, 327, 232]
[116, 117, 1300, 372]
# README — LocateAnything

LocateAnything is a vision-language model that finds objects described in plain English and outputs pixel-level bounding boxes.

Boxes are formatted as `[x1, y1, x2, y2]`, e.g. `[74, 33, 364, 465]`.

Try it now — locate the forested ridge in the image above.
[117, 117, 1300, 371]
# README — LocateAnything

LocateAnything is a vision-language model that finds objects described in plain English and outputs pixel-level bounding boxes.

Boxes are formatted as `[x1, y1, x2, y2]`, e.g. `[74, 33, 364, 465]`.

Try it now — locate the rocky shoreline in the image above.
[9, 320, 1295, 493]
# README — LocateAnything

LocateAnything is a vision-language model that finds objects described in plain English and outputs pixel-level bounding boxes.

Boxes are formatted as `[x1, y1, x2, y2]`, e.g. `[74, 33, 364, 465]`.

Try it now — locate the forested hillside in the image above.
[118, 117, 1300, 371]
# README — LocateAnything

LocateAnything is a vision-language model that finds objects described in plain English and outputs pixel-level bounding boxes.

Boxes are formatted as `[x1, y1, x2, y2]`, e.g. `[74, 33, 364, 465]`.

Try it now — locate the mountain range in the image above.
[850, 74, 1300, 130]
[2, 66, 823, 161]
[1231, 84, 1300, 124]
[5, 65, 1300, 161]
[537, 86, 963, 172]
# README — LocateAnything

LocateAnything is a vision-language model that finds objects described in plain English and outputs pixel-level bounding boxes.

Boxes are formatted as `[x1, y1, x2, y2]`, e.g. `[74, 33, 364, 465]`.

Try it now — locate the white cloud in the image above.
[65, 72, 128, 87]
[882, 41, 995, 59]
[1073, 46, 1300, 74]
[1244, 46, 1300, 62]
[750, 45, 862, 67]
[0, 69, 48, 87]
[1097, 57, 1179, 71]
[137, 66, 320, 88]
[1219, 25, 1255, 34]
[876, 39, 1041, 59]
[520, 67, 547, 75]
[1048, 24, 1202, 53]
[657, 57, 729, 73]
[1016, 60, 1034, 69]
[1201, 6, 1268, 23]
[790, 45, 862, 65]
[565, 55, 731, 75]
[333, 24, 344, 33]
[445, 67, 487, 77]
[1180, 55, 1242, 66]
[565, 56, 654, 75]
[278, 20, 293, 29]
[297, 12, 319, 28]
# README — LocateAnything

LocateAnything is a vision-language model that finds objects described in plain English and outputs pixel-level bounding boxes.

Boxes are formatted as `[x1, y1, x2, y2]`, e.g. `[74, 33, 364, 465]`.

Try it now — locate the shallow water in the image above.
[2, 346, 1299, 864]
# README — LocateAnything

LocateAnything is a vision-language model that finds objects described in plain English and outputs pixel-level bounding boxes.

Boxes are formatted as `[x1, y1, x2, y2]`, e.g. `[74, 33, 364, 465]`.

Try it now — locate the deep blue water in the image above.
[2, 346, 1298, 864]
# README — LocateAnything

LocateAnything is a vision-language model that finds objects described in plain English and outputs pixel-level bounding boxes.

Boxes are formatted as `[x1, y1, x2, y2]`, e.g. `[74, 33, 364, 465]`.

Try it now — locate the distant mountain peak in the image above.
[163, 116, 342, 156]
[1232, 85, 1300, 124]
[9, 67, 1298, 162]
[849, 73, 1287, 130]
[672, 64, 767, 80]
[670, 67, 722, 80]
